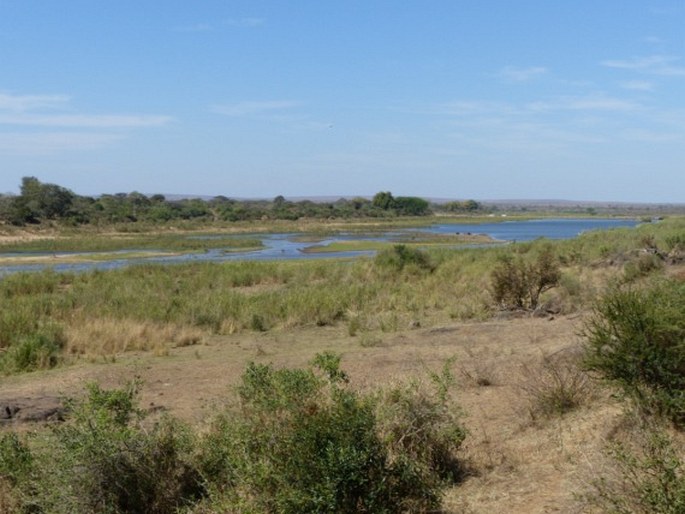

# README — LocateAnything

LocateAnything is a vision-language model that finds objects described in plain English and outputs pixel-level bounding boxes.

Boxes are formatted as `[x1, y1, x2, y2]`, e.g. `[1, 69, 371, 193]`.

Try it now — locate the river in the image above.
[0, 218, 639, 276]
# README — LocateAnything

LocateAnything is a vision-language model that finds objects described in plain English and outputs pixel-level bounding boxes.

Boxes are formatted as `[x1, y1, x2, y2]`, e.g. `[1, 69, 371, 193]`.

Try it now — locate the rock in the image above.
[0, 397, 65, 425]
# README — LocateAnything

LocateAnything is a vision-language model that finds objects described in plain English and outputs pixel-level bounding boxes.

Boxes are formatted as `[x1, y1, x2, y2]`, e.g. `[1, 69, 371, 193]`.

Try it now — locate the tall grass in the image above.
[0, 217, 680, 370]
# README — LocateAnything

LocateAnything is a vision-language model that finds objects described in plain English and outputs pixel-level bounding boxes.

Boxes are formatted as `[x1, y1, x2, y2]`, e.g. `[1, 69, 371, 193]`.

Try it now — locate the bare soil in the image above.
[0, 315, 624, 513]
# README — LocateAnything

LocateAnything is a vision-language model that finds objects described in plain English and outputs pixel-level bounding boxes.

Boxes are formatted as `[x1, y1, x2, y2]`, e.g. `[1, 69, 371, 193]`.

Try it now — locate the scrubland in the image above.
[0, 215, 683, 513]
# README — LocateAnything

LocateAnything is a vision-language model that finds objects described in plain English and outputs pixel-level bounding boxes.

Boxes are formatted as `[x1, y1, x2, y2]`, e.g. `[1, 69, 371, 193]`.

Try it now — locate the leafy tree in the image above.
[8, 177, 75, 224]
[394, 196, 430, 216]
[372, 191, 395, 210]
[445, 200, 481, 212]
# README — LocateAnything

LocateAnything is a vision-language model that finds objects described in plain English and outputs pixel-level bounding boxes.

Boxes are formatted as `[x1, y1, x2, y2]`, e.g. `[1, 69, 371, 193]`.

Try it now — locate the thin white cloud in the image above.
[0, 91, 173, 128]
[173, 17, 264, 32]
[498, 66, 547, 82]
[0, 91, 172, 155]
[223, 17, 265, 28]
[642, 36, 664, 45]
[0, 132, 125, 155]
[0, 92, 70, 111]
[0, 113, 173, 128]
[527, 94, 639, 112]
[620, 80, 655, 91]
[602, 55, 685, 76]
[211, 100, 299, 117]
[439, 101, 518, 116]
[173, 23, 213, 33]
[620, 128, 682, 143]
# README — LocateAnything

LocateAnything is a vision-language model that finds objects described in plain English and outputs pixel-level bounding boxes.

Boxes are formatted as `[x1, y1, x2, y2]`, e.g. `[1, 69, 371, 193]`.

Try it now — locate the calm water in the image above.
[0, 218, 638, 276]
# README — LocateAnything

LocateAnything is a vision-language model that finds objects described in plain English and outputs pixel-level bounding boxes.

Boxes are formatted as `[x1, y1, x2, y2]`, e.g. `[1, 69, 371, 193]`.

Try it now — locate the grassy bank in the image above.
[0, 232, 263, 254]
[0, 216, 681, 372]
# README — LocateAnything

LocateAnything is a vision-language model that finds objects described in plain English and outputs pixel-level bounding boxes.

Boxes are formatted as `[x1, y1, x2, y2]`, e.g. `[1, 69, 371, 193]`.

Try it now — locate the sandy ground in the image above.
[0, 314, 627, 513]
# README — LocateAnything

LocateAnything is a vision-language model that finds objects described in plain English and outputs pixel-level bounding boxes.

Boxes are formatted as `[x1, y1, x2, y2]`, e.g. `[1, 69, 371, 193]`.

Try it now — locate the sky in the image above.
[1, 1, 684, 202]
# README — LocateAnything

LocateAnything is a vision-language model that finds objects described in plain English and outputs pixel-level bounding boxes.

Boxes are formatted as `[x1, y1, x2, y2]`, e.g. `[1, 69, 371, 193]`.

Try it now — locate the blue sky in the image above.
[1, 1, 684, 202]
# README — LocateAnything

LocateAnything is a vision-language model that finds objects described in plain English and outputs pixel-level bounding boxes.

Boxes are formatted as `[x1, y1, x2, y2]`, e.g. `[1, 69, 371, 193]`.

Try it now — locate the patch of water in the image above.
[0, 218, 638, 276]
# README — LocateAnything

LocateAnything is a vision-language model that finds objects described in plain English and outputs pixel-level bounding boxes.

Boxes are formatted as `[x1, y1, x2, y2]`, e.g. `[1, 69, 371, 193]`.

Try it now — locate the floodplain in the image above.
[1, 213, 684, 513]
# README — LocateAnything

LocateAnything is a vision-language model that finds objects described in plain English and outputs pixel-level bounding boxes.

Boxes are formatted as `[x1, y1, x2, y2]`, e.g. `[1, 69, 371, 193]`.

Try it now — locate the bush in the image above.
[0, 325, 65, 374]
[588, 421, 685, 513]
[196, 354, 465, 513]
[375, 359, 467, 493]
[0, 357, 466, 513]
[0, 382, 204, 514]
[375, 244, 435, 273]
[491, 245, 561, 310]
[584, 281, 685, 426]
[623, 253, 664, 282]
[519, 348, 595, 420]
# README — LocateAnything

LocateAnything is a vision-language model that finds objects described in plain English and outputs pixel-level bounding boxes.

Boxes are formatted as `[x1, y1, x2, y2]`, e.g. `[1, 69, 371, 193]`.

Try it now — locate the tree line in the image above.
[0, 177, 481, 226]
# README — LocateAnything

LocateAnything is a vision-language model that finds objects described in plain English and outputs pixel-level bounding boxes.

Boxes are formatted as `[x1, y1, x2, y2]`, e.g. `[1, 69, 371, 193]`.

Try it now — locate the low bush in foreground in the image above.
[195, 353, 465, 513]
[0, 382, 203, 514]
[587, 417, 685, 514]
[583, 280, 685, 426]
[0, 354, 465, 513]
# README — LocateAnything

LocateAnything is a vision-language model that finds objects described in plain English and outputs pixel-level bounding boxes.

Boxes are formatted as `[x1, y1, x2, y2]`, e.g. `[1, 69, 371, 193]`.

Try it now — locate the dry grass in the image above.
[0, 479, 19, 514]
[64, 318, 204, 357]
[578, 412, 685, 513]
[518, 346, 597, 422]
[0, 314, 673, 513]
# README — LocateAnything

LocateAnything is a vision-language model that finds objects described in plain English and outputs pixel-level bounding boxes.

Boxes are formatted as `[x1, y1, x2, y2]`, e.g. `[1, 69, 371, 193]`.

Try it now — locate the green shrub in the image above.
[664, 234, 685, 252]
[197, 354, 465, 513]
[623, 253, 664, 282]
[588, 422, 685, 513]
[0, 324, 65, 374]
[0, 382, 204, 514]
[0, 432, 34, 488]
[584, 281, 685, 426]
[375, 360, 466, 493]
[375, 244, 435, 273]
[491, 245, 561, 310]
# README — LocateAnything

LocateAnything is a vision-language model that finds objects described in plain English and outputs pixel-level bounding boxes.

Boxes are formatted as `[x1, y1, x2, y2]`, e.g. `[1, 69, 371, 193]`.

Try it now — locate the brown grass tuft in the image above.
[519, 346, 597, 421]
[65, 318, 204, 356]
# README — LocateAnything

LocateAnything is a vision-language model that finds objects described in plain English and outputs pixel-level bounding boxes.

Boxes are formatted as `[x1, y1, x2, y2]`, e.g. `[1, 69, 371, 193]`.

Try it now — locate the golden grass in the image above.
[64, 318, 204, 357]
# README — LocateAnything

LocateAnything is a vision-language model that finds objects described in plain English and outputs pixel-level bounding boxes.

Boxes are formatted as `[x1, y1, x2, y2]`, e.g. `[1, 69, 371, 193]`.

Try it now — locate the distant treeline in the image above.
[0, 177, 482, 226]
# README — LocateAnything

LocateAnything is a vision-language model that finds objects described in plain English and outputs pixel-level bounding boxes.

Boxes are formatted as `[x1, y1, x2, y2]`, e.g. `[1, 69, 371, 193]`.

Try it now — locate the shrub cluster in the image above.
[520, 348, 594, 420]
[491, 245, 561, 310]
[583, 280, 685, 426]
[374, 244, 435, 273]
[0, 382, 203, 514]
[0, 354, 466, 513]
[587, 419, 685, 514]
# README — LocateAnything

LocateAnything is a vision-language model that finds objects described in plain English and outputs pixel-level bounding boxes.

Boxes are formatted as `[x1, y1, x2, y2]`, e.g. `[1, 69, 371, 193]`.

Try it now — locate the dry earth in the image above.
[0, 315, 626, 513]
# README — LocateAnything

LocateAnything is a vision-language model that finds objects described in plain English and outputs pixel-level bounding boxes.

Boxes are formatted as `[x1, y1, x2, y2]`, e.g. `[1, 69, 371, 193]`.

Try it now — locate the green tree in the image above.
[8, 177, 75, 224]
[372, 191, 395, 210]
[394, 196, 430, 216]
